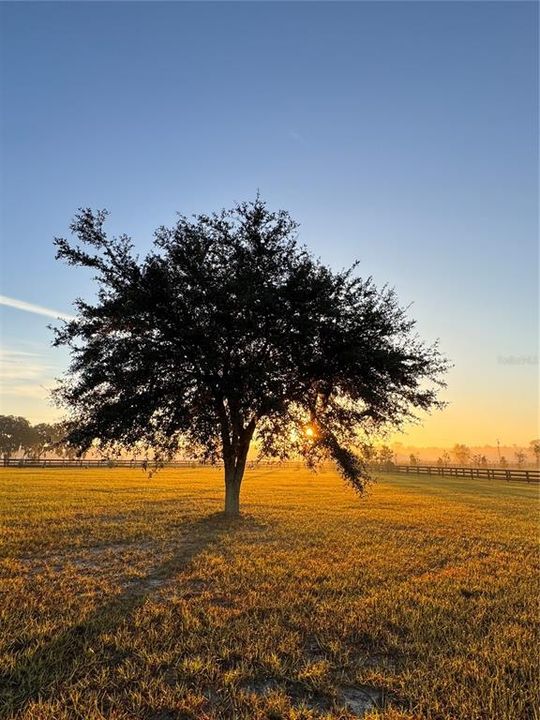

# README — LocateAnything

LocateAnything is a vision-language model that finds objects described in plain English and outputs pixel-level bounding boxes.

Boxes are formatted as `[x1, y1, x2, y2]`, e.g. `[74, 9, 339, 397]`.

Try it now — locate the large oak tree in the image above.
[53, 198, 448, 515]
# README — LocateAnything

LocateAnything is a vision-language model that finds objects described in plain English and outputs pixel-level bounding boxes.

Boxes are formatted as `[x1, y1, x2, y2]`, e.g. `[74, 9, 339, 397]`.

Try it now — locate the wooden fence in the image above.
[2, 457, 538, 482]
[2, 458, 200, 469]
[376, 463, 539, 483]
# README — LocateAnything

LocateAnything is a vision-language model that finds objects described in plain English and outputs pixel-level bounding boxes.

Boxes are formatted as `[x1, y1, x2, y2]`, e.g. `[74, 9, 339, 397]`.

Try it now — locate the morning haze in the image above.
[0, 4, 538, 718]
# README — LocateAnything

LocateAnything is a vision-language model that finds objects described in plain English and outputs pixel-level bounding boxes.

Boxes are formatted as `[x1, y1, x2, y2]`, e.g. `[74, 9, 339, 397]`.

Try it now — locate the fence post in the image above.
[3, 459, 536, 482]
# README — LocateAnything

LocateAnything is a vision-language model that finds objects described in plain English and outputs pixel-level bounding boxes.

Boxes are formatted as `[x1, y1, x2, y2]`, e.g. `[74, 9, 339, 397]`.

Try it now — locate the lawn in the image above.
[0, 467, 538, 720]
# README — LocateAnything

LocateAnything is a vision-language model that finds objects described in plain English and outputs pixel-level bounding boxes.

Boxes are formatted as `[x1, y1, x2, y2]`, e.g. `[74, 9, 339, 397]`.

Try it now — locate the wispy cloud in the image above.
[0, 350, 46, 382]
[0, 294, 75, 321]
[0, 348, 56, 414]
[2, 384, 53, 400]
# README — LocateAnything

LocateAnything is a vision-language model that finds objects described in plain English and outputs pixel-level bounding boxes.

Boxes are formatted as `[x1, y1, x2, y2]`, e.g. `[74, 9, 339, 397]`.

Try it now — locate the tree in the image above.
[0, 415, 34, 464]
[436, 452, 451, 467]
[529, 439, 540, 468]
[471, 453, 481, 467]
[452, 443, 471, 466]
[358, 443, 377, 466]
[26, 422, 69, 459]
[377, 445, 395, 468]
[28, 423, 53, 459]
[53, 199, 448, 515]
[471, 453, 487, 467]
[54, 421, 84, 459]
[500, 456, 508, 468]
[409, 453, 420, 466]
[514, 450, 526, 468]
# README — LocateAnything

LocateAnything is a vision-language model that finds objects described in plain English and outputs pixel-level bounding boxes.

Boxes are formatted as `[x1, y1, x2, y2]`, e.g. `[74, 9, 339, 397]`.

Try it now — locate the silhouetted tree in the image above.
[377, 445, 395, 468]
[53, 199, 448, 515]
[409, 453, 420, 466]
[0, 415, 34, 464]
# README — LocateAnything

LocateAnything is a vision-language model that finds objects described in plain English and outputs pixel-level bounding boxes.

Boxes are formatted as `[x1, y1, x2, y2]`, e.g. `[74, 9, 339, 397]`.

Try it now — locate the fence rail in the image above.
[376, 463, 539, 483]
[2, 457, 538, 482]
[2, 458, 201, 469]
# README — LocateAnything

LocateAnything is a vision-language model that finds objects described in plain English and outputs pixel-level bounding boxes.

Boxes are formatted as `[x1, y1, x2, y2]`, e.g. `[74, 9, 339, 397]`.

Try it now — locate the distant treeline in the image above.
[404, 441, 539, 469]
[360, 442, 539, 469]
[1, 415, 539, 469]
[0, 415, 76, 462]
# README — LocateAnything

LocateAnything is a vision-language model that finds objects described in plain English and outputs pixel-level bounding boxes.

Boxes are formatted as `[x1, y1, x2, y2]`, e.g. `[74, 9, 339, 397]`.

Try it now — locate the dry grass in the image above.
[0, 466, 538, 719]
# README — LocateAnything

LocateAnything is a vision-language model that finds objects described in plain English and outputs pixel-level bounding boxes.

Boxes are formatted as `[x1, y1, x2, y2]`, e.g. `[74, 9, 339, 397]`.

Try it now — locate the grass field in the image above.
[1, 467, 538, 720]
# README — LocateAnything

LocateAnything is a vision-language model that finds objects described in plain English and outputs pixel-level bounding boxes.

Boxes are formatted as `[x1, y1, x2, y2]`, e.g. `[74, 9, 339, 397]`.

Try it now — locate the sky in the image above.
[0, 1, 538, 447]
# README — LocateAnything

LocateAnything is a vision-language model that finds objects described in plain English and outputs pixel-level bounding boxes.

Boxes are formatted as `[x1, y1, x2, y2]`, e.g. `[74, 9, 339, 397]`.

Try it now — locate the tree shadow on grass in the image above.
[1, 511, 264, 718]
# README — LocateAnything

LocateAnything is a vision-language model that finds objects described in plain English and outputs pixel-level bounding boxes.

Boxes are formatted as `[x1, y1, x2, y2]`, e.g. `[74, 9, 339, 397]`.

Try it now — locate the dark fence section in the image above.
[376, 463, 539, 483]
[2, 458, 538, 483]
[2, 458, 201, 469]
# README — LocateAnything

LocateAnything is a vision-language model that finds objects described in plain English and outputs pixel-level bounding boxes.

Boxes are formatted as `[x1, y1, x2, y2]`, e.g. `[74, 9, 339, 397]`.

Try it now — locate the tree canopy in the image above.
[0, 416, 69, 462]
[53, 198, 448, 514]
[0, 415, 33, 461]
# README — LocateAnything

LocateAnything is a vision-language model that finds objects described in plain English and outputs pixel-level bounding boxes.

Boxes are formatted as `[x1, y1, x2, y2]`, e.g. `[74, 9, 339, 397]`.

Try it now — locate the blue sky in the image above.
[0, 1, 537, 446]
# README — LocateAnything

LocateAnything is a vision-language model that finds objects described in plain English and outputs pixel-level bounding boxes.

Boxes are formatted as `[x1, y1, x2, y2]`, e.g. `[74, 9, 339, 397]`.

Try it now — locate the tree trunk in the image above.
[223, 440, 250, 517]
[224, 474, 241, 516]
[219, 412, 256, 517]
